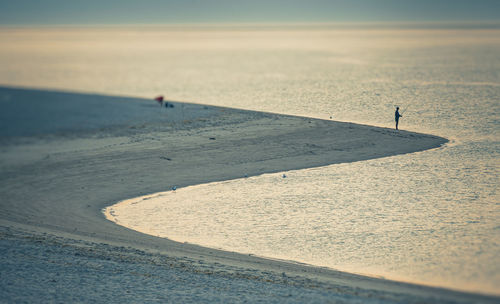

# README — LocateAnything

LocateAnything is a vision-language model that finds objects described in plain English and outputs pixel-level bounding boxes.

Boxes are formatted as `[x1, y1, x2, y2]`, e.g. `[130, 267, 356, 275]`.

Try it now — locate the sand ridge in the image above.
[2, 86, 497, 302]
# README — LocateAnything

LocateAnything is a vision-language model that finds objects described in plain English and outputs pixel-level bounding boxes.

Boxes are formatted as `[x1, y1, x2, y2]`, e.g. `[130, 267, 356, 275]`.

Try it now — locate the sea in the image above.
[0, 24, 498, 295]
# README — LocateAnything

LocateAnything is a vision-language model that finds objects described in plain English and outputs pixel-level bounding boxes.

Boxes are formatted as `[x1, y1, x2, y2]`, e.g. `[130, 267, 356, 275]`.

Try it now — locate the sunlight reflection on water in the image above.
[0, 26, 498, 295]
[97, 27, 500, 295]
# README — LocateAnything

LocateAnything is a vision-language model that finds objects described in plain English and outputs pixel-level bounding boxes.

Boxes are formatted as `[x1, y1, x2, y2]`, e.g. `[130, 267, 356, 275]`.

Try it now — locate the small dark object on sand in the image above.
[155, 95, 164, 106]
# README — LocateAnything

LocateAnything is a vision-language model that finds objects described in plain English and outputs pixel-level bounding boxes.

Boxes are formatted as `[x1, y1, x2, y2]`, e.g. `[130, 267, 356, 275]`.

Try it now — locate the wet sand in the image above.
[1, 86, 496, 303]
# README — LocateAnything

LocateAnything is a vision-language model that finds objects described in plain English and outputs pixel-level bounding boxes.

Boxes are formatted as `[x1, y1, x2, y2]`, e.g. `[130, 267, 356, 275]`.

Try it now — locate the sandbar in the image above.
[1, 86, 496, 303]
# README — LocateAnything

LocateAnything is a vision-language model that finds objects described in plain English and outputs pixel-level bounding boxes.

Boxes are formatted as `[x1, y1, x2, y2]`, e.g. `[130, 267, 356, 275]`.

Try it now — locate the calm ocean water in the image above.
[1, 25, 498, 295]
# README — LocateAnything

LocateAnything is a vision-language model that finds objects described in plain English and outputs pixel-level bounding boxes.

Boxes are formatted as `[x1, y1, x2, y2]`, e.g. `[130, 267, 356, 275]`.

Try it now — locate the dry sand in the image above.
[1, 86, 497, 303]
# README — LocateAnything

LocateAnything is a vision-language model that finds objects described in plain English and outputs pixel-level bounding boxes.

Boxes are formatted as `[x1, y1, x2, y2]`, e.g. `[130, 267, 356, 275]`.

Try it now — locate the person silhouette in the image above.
[395, 107, 402, 130]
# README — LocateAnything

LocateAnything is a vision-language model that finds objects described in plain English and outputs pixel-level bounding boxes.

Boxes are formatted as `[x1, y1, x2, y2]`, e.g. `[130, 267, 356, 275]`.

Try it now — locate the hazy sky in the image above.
[1, 0, 499, 25]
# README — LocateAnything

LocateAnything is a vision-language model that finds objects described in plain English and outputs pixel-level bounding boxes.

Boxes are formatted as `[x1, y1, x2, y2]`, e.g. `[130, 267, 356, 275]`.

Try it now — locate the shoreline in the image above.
[101, 146, 455, 292]
[1, 86, 497, 302]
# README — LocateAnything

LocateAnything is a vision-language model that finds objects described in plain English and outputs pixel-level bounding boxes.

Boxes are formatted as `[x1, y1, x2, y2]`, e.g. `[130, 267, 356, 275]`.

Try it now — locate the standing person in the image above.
[395, 106, 402, 130]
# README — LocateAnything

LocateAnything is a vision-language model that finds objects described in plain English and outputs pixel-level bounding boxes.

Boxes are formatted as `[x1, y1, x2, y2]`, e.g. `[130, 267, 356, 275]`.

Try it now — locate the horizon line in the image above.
[1, 20, 500, 30]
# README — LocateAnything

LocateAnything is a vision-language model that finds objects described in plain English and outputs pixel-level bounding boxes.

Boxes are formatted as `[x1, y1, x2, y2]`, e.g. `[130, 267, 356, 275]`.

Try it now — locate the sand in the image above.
[0, 86, 497, 303]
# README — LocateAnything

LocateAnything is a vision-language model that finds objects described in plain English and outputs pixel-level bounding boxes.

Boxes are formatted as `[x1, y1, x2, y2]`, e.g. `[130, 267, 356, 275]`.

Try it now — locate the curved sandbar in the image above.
[1, 86, 496, 302]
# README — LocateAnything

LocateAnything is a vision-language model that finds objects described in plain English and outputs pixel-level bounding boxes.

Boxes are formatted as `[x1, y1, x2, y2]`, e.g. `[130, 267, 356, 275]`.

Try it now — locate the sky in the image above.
[0, 0, 499, 25]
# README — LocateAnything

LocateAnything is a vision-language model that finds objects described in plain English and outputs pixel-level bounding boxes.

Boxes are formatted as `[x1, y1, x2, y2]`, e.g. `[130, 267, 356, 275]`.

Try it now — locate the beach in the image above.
[1, 86, 497, 303]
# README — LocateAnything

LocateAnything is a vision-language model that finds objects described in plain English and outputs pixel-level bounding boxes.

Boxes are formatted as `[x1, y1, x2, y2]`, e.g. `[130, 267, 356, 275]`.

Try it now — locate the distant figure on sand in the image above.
[395, 107, 402, 130]
[155, 96, 164, 107]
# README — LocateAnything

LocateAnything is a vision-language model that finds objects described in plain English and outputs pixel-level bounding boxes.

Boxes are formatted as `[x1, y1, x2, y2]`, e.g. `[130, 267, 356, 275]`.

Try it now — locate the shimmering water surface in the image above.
[1, 25, 499, 295]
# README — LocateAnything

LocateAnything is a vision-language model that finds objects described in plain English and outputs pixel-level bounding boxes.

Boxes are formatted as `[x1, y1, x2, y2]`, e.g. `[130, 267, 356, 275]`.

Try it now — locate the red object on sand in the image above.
[155, 95, 164, 106]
